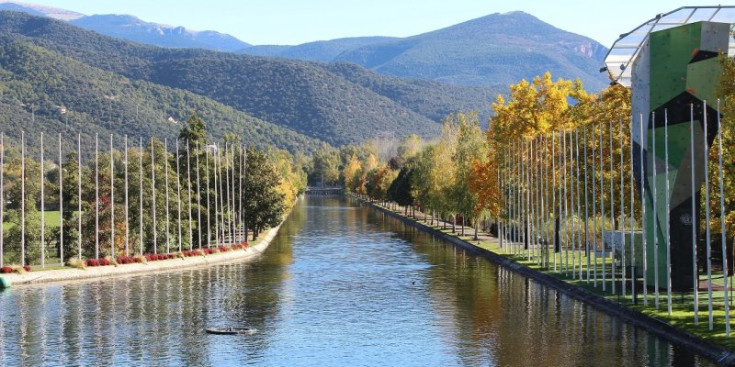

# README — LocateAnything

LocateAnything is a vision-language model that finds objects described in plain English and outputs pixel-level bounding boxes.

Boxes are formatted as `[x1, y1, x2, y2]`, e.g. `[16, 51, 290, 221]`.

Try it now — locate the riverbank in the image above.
[0, 222, 282, 287]
[364, 200, 735, 367]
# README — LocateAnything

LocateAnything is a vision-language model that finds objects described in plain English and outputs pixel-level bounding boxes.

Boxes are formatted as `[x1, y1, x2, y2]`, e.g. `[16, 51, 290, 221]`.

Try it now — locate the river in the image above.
[0, 197, 715, 366]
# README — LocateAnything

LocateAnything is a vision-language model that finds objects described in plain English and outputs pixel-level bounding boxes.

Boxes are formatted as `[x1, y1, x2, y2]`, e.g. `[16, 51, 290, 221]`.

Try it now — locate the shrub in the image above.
[67, 258, 86, 269]
[0, 266, 12, 274]
[86, 259, 99, 267]
[23, 265, 31, 272]
[134, 255, 146, 264]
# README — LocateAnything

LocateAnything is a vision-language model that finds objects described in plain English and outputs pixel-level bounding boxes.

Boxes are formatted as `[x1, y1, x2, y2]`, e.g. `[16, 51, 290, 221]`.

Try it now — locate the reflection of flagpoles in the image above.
[690, 104, 698, 323]
[21, 131, 25, 266]
[716, 100, 730, 336]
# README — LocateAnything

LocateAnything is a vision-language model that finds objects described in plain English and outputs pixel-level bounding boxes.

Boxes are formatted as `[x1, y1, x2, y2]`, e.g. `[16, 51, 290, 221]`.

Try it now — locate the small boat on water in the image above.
[205, 327, 257, 335]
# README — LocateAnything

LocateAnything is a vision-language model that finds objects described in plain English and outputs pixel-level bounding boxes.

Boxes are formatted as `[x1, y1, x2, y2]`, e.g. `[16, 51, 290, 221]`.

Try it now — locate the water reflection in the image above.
[0, 197, 715, 366]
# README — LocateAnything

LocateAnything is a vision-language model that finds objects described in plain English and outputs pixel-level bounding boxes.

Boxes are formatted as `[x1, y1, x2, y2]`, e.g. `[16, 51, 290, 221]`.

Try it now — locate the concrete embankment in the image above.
[1, 222, 281, 287]
[366, 201, 735, 367]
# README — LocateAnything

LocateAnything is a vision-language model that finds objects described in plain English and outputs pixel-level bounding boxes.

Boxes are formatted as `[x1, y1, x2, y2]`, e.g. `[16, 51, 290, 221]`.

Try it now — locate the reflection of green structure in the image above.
[630, 21, 729, 291]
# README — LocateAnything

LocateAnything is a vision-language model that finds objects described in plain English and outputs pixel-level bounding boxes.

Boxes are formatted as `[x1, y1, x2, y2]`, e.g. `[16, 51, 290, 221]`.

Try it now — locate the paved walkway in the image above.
[0, 223, 281, 287]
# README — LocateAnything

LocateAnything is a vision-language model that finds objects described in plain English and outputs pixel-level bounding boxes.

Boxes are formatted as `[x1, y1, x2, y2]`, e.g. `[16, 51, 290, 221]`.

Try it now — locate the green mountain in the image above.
[0, 37, 323, 154]
[0, 11, 493, 146]
[243, 37, 396, 62]
[243, 12, 609, 91]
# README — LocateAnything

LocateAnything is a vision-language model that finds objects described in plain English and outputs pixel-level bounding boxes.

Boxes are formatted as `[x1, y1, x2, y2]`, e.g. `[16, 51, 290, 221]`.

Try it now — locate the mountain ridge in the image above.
[0, 11, 494, 147]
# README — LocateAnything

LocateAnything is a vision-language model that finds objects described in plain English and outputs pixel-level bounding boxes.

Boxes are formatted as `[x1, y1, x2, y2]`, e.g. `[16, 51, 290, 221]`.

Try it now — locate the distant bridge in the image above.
[305, 187, 344, 195]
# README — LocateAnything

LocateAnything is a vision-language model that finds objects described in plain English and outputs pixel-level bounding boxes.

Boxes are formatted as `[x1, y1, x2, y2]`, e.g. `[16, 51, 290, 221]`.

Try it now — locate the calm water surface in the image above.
[0, 197, 715, 366]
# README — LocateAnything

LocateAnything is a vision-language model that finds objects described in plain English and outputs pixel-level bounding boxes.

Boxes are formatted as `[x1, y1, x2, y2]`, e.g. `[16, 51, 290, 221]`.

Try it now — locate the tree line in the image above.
[0, 113, 306, 266]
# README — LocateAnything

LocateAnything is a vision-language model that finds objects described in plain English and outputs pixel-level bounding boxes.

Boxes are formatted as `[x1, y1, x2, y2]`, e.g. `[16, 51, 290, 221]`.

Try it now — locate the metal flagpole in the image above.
[110, 134, 115, 260]
[95, 133, 99, 260]
[40, 133, 45, 268]
[78, 134, 82, 260]
[653, 112, 659, 308]
[575, 129, 583, 279]
[665, 110, 672, 314]
[139, 137, 143, 255]
[530, 138, 536, 263]
[600, 127, 606, 291]
[552, 134, 557, 271]
[238, 147, 243, 243]
[640, 114, 648, 305]
[224, 144, 230, 245]
[562, 131, 569, 275]
[716, 100, 730, 336]
[592, 125, 598, 287]
[196, 143, 202, 248]
[630, 118, 636, 300]
[55, 134, 65, 266]
[690, 104, 699, 323]
[545, 135, 551, 269]
[164, 139, 170, 255]
[186, 143, 193, 250]
[124, 135, 129, 257]
[536, 136, 546, 266]
[584, 127, 590, 282]
[229, 146, 236, 244]
[213, 143, 220, 247]
[206, 144, 211, 248]
[704, 101, 713, 330]
[0, 133, 3, 268]
[21, 131, 25, 266]
[610, 119, 616, 295]
[176, 140, 182, 252]
[219, 144, 226, 245]
[569, 131, 577, 277]
[151, 139, 157, 254]
[620, 120, 627, 297]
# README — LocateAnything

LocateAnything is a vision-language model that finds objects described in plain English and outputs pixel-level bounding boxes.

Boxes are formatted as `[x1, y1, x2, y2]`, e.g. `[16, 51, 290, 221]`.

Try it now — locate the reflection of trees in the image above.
[381, 212, 705, 366]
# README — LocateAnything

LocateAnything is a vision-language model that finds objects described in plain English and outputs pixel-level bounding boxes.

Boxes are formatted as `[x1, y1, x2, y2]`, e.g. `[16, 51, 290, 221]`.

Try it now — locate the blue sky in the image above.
[17, 0, 727, 46]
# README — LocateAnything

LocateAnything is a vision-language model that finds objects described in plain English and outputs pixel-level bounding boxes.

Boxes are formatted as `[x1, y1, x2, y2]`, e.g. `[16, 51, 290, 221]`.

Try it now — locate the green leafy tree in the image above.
[242, 146, 285, 240]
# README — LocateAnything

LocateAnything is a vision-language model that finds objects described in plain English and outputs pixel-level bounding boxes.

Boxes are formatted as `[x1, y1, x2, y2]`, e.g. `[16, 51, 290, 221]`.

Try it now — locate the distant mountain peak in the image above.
[0, 0, 83, 20]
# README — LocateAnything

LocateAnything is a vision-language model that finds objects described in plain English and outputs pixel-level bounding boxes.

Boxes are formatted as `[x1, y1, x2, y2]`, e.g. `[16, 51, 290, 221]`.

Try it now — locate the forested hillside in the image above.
[0, 11, 495, 146]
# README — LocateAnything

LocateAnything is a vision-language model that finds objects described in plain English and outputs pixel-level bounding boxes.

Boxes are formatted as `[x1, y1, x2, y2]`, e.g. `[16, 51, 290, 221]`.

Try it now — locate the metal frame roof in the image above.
[603, 6, 735, 87]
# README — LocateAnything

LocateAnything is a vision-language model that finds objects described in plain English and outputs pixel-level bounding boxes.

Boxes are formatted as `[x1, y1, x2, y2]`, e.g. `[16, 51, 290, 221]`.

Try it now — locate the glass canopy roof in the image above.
[603, 6, 735, 87]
